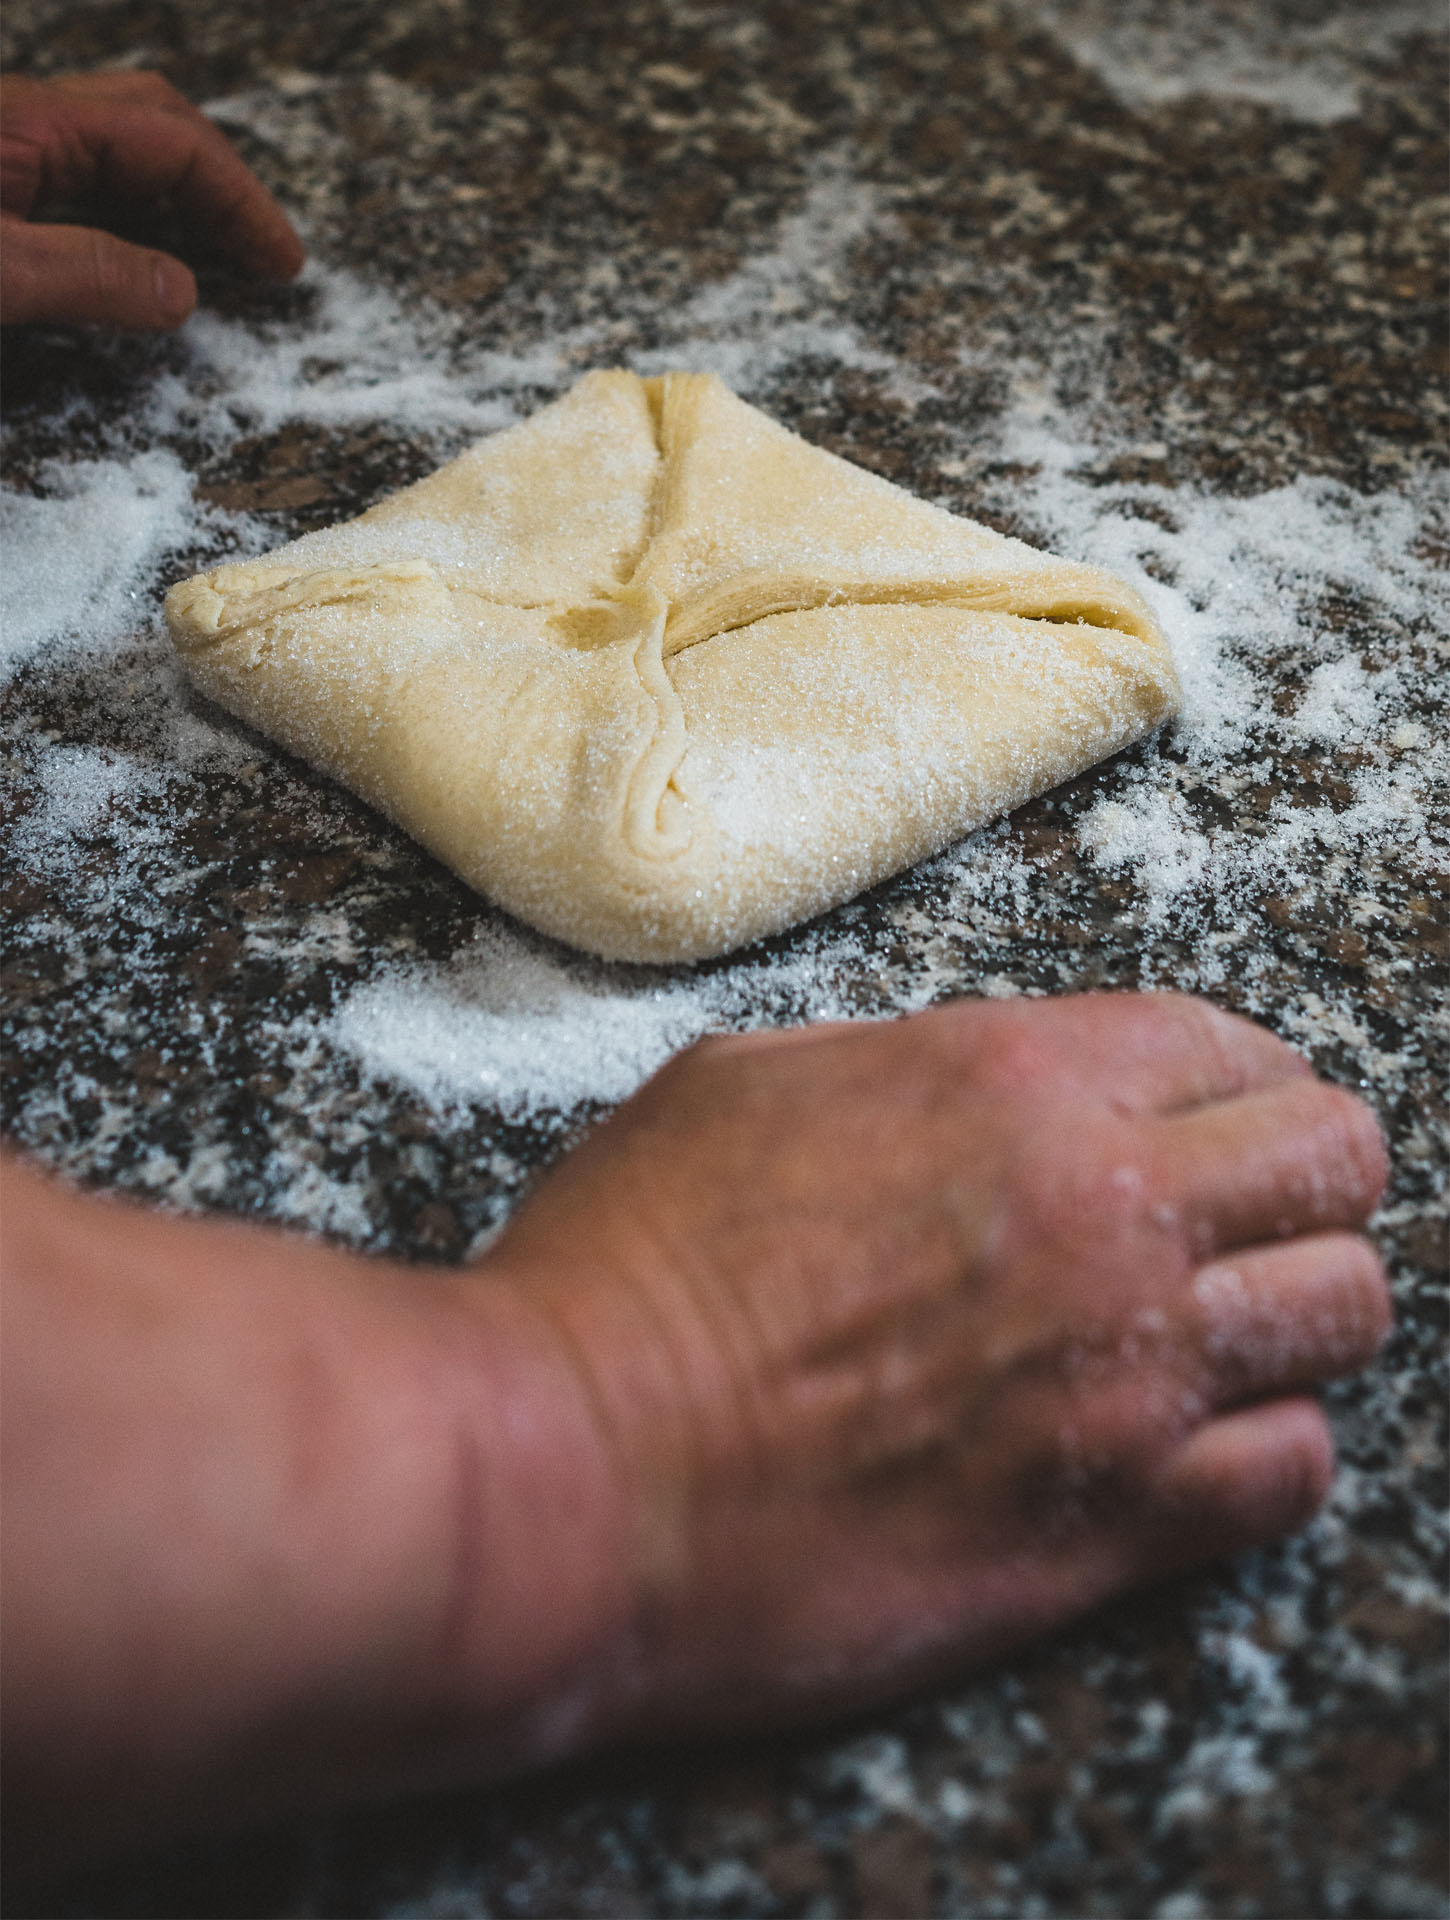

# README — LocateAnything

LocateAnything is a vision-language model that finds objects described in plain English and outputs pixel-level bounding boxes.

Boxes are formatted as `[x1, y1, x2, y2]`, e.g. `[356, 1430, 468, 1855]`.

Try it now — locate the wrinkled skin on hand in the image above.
[484, 992, 1391, 1747]
[1, 993, 1390, 1866]
[0, 69, 303, 328]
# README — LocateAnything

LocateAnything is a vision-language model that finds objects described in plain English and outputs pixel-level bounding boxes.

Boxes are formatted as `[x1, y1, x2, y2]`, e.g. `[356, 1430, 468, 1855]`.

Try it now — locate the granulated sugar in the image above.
[1008, 0, 1444, 123]
[0, 450, 199, 674]
[330, 923, 868, 1121]
[10, 743, 172, 881]
[976, 406, 1446, 931]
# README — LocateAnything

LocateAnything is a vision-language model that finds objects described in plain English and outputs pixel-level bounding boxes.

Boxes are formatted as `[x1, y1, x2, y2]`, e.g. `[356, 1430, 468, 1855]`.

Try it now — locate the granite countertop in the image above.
[1, 1, 1445, 1914]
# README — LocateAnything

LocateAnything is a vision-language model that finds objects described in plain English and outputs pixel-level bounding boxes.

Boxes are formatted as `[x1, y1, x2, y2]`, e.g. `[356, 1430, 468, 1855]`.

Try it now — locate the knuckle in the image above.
[1029, 1126, 1159, 1246]
[646, 1029, 748, 1098]
[940, 1003, 1056, 1096]
[132, 70, 177, 102]
[1178, 995, 1305, 1088]
[991, 1026, 1054, 1092]
[1140, 988, 1213, 1033]
[84, 228, 129, 298]
[1016, 1386, 1179, 1535]
[675, 1029, 742, 1072]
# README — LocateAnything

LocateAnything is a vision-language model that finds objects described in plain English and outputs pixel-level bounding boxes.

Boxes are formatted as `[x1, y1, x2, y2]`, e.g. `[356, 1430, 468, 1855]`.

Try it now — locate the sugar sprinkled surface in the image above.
[0, 20, 1445, 1915]
[1007, 0, 1445, 123]
[1, 158, 1445, 1234]
[330, 923, 869, 1121]
[0, 451, 200, 674]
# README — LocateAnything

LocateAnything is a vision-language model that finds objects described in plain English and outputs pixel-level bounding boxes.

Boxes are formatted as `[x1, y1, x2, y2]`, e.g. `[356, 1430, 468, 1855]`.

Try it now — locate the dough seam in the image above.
[622, 585, 695, 863]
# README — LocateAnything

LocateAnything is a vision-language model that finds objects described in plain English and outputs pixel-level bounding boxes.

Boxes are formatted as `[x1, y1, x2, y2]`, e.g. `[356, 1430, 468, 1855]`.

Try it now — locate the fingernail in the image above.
[152, 256, 195, 327]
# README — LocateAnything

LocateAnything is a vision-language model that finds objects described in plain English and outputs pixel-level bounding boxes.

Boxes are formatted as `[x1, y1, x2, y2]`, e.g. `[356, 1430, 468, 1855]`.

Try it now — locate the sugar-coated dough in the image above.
[165, 371, 1179, 962]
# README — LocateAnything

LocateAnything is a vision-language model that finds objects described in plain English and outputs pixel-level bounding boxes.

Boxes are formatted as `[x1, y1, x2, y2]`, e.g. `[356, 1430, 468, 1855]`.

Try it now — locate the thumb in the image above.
[1, 219, 196, 329]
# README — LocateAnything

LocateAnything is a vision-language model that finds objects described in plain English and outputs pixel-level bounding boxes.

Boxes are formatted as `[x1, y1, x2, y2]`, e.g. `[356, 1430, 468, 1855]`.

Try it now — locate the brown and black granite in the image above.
[1, 2, 1446, 1916]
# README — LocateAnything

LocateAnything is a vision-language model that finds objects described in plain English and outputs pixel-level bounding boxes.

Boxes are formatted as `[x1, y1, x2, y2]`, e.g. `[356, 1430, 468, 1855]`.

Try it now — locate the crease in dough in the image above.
[165, 369, 1180, 962]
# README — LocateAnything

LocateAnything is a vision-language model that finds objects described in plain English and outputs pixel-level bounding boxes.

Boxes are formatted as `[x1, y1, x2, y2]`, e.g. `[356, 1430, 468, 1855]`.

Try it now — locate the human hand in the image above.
[485, 992, 1390, 1748]
[0, 993, 1391, 1865]
[0, 69, 303, 328]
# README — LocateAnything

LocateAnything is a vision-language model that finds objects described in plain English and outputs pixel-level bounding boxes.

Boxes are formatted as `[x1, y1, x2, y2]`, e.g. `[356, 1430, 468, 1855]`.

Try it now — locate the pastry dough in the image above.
[165, 371, 1178, 962]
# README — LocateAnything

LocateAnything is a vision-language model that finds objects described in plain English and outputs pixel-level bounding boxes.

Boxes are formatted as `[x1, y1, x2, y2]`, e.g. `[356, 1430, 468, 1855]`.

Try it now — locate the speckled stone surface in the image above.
[2, 2, 1446, 1915]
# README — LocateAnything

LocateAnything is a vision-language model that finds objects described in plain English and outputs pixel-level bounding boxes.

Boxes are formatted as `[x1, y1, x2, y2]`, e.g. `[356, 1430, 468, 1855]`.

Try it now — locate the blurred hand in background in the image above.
[0, 69, 303, 328]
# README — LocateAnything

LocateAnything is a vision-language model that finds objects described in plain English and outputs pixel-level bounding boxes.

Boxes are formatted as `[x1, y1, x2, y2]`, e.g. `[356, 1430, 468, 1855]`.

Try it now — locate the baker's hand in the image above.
[486, 992, 1390, 1747]
[0, 70, 303, 328]
[1, 993, 1391, 1866]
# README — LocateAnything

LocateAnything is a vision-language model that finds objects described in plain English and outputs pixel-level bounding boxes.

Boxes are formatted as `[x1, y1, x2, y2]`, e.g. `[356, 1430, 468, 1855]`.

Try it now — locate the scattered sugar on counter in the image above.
[329, 922, 873, 1122]
[0, 452, 197, 675]
[11, 745, 171, 882]
[1008, 0, 1442, 124]
[2, 192, 1444, 1134]
[996, 409, 1446, 928]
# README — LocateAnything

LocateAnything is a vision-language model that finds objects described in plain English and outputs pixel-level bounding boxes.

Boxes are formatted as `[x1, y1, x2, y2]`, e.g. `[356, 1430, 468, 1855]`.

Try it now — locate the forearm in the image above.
[0, 1159, 630, 1864]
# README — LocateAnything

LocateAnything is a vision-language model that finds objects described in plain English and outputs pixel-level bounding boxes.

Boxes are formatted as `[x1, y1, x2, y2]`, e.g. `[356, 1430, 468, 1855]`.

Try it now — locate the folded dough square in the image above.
[165, 370, 1178, 962]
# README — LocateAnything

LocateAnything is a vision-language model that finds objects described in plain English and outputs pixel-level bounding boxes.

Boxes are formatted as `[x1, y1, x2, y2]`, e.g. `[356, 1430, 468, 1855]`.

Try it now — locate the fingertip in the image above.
[234, 211, 305, 283]
[1327, 1231, 1395, 1359]
[0, 226, 197, 331]
[1343, 1089, 1391, 1214]
[151, 253, 196, 327]
[1245, 1397, 1337, 1535]
[1366, 1247, 1395, 1352]
[1155, 1397, 1335, 1558]
[271, 224, 306, 280]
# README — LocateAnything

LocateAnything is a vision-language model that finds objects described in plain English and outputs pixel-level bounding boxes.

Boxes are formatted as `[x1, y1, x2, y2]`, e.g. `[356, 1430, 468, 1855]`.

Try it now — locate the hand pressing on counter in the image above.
[1, 993, 1390, 1874]
[0, 69, 303, 328]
